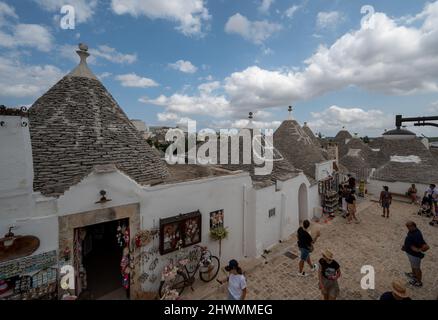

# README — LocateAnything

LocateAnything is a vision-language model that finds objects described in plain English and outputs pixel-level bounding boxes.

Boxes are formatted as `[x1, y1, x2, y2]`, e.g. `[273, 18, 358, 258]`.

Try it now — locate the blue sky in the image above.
[1, 0, 438, 137]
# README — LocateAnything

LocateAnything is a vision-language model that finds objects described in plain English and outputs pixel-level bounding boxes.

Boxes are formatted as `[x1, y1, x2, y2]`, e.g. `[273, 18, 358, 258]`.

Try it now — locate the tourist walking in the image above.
[346, 190, 359, 224]
[318, 249, 341, 300]
[297, 220, 320, 277]
[402, 221, 430, 287]
[380, 186, 392, 218]
[425, 184, 438, 211]
[347, 174, 356, 192]
[217, 260, 247, 300]
[408, 184, 418, 204]
[380, 280, 411, 300]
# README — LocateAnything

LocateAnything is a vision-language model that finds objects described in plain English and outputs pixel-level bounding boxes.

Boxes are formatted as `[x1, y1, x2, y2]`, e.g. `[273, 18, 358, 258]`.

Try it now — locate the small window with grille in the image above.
[268, 208, 276, 218]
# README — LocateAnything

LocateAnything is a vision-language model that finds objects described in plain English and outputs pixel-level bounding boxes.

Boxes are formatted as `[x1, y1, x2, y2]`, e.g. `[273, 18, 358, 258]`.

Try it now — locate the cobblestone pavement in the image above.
[187, 198, 438, 300]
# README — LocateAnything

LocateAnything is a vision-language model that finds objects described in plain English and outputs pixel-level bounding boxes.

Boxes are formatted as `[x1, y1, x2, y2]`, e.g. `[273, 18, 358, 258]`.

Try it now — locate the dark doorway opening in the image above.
[78, 218, 129, 300]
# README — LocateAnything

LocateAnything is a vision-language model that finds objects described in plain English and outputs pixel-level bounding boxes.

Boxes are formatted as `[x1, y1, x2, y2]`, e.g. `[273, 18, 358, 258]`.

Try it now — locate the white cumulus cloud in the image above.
[225, 13, 282, 44]
[222, 3, 438, 110]
[115, 73, 159, 88]
[0, 1, 18, 26]
[0, 23, 53, 51]
[307, 106, 393, 136]
[169, 60, 198, 74]
[316, 11, 345, 29]
[0, 56, 63, 98]
[111, 0, 211, 36]
[258, 0, 275, 14]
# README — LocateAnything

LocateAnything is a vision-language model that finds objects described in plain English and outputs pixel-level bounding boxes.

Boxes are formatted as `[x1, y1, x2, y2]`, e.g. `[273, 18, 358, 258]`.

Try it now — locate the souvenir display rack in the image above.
[323, 191, 339, 216]
[318, 173, 340, 216]
[0, 251, 58, 300]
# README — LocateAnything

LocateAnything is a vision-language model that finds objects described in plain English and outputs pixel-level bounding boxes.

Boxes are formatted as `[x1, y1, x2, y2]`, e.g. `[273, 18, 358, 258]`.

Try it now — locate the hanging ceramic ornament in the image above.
[116, 225, 123, 247]
[122, 274, 129, 289]
[124, 228, 130, 247]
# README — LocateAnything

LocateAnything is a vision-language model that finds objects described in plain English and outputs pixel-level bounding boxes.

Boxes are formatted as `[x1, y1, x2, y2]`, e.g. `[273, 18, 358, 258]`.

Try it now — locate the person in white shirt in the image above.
[217, 259, 247, 300]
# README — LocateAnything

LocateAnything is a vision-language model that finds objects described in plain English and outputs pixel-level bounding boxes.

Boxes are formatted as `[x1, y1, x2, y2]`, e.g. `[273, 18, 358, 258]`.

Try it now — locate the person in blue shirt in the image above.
[402, 221, 430, 287]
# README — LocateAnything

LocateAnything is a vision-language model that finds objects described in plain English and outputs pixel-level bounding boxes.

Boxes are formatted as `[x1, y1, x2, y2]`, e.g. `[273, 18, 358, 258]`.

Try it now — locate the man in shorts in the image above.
[402, 221, 430, 287]
[380, 186, 392, 218]
[296, 220, 319, 277]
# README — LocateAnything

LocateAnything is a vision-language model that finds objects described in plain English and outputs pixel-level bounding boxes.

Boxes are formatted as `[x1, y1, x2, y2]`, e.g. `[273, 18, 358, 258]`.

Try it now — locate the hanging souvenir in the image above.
[122, 274, 129, 289]
[116, 225, 124, 247]
[135, 230, 154, 248]
[124, 228, 130, 246]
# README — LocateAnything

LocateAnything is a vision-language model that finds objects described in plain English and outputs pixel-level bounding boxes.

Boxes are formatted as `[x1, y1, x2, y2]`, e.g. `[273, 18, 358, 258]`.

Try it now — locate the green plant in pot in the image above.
[209, 226, 228, 257]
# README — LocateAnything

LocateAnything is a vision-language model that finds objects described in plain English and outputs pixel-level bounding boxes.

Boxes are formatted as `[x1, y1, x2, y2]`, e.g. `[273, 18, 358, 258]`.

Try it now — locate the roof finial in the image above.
[69, 43, 97, 80]
[77, 43, 90, 63]
[303, 122, 308, 127]
[288, 106, 294, 120]
[246, 112, 254, 129]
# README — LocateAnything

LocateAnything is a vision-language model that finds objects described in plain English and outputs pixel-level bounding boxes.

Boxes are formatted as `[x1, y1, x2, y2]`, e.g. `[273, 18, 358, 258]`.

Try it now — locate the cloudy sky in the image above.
[1, 0, 438, 137]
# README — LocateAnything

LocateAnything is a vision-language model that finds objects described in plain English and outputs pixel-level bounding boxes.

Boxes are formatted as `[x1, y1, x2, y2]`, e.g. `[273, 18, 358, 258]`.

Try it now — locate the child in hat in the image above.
[217, 260, 247, 300]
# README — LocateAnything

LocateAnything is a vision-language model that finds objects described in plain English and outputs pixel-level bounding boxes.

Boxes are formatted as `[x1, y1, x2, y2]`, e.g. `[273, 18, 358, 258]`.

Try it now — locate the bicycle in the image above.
[159, 245, 220, 298]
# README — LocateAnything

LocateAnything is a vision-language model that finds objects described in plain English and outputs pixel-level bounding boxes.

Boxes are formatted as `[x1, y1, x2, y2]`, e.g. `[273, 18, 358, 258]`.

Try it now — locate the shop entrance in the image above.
[75, 218, 129, 300]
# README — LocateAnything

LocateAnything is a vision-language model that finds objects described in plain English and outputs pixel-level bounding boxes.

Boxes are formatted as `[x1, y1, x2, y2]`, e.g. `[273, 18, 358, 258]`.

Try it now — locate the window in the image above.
[268, 208, 276, 218]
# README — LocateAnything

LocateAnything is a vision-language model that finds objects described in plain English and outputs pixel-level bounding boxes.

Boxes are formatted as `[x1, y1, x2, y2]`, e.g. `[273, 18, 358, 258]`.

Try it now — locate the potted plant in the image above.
[209, 226, 228, 257]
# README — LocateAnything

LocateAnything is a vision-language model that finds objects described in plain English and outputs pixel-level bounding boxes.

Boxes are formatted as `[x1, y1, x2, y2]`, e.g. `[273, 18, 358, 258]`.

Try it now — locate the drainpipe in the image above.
[280, 193, 286, 241]
[242, 184, 247, 257]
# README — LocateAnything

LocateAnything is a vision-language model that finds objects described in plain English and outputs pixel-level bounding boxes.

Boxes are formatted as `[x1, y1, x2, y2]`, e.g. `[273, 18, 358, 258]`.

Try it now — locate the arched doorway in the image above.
[298, 183, 308, 222]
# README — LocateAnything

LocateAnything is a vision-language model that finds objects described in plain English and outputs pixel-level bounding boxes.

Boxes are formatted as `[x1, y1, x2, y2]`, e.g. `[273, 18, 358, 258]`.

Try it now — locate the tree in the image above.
[209, 227, 228, 257]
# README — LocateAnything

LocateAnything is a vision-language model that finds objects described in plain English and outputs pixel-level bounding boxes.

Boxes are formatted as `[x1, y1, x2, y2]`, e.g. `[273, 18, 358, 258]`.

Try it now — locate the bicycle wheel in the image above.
[159, 271, 187, 298]
[199, 255, 220, 282]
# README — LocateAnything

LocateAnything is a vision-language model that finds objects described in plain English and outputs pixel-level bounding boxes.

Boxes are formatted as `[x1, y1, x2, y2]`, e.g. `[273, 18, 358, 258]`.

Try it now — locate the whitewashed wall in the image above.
[0, 116, 58, 256]
[308, 184, 322, 219]
[368, 179, 429, 198]
[57, 169, 252, 292]
[315, 160, 334, 181]
[251, 173, 313, 257]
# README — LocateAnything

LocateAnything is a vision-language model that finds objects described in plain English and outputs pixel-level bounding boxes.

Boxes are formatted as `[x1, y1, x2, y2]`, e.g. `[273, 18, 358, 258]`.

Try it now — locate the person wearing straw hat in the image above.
[318, 249, 341, 300]
[380, 280, 411, 301]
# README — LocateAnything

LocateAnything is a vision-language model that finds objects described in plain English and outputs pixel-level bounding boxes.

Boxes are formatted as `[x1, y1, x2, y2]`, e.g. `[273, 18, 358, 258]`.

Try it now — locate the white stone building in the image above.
[0, 45, 326, 300]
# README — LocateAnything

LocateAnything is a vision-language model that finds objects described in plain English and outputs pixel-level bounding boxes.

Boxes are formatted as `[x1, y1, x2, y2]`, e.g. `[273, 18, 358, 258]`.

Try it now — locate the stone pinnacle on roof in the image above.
[68, 43, 98, 80]
[246, 112, 254, 129]
[288, 106, 294, 120]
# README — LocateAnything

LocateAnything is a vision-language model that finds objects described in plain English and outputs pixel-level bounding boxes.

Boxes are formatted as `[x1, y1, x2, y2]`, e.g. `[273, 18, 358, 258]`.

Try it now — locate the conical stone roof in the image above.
[29, 44, 169, 197]
[213, 122, 300, 188]
[274, 120, 326, 180]
[302, 122, 321, 147]
[334, 129, 353, 158]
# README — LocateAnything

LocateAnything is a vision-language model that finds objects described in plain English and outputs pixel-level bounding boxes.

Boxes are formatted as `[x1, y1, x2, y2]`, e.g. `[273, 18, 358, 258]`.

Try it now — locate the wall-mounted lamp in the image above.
[95, 190, 112, 204]
[21, 121, 28, 127]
